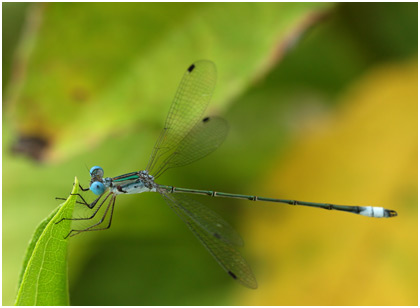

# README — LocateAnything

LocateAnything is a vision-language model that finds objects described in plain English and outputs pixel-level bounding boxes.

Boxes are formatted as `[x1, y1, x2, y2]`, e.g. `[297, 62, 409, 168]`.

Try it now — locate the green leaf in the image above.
[15, 178, 78, 306]
[6, 3, 333, 162]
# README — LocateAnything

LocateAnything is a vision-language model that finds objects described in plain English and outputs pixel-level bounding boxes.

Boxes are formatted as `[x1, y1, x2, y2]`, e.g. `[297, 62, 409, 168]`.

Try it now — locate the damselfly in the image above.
[58, 60, 397, 289]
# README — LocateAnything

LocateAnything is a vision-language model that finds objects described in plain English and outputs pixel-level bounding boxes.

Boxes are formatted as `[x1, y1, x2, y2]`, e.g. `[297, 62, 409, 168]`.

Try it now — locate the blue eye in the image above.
[90, 166, 104, 177]
[90, 181, 105, 195]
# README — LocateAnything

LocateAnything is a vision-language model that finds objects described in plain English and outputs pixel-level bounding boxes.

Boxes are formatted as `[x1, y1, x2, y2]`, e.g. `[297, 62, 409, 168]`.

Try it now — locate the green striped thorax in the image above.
[89, 166, 156, 196]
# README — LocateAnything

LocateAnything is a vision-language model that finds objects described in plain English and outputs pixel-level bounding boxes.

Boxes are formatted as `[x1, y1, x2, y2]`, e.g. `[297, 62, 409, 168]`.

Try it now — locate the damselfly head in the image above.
[90, 166, 104, 179]
[90, 181, 105, 195]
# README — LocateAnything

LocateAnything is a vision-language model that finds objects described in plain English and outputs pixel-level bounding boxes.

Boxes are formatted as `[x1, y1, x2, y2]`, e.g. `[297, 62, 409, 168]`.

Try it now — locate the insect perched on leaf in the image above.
[57, 60, 397, 289]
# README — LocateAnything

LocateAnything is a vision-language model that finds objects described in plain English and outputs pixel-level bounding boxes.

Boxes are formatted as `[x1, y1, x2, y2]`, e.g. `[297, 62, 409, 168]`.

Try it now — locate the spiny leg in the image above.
[56, 193, 92, 207]
[67, 195, 116, 237]
[56, 192, 111, 226]
[55, 184, 92, 207]
[78, 183, 90, 192]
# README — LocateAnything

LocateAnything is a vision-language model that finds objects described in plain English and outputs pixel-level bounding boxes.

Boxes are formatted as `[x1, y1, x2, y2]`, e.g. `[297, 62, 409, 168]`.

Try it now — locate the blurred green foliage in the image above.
[3, 2, 417, 305]
[2, 2, 29, 92]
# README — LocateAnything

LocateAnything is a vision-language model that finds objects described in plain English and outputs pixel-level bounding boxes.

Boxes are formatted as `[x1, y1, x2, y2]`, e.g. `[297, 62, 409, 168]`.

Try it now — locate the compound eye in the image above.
[90, 181, 105, 195]
[90, 166, 104, 178]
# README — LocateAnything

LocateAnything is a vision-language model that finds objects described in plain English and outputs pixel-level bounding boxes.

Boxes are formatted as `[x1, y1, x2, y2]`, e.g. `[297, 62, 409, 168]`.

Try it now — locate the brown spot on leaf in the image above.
[11, 135, 50, 161]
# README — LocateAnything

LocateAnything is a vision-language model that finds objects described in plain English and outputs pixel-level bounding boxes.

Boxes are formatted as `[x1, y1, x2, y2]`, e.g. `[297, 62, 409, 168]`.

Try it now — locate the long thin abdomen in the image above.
[158, 185, 397, 218]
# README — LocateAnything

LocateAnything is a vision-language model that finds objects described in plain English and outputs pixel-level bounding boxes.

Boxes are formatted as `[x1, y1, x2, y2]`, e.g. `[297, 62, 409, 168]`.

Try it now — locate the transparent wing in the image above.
[158, 189, 243, 246]
[160, 192, 257, 289]
[147, 60, 217, 175]
[152, 116, 228, 178]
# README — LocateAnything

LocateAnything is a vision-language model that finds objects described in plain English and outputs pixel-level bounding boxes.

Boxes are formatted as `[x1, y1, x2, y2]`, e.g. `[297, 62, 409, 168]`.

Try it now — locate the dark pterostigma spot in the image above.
[213, 232, 221, 239]
[188, 64, 195, 72]
[202, 117, 210, 122]
[11, 135, 49, 162]
[228, 271, 237, 280]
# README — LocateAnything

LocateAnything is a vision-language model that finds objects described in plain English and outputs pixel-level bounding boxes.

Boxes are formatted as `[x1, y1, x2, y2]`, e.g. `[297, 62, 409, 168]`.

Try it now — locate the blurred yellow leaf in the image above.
[238, 59, 417, 305]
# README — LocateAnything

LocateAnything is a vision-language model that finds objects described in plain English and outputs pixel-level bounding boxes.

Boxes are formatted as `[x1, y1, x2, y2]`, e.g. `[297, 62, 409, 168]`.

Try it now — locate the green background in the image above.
[3, 3, 417, 305]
